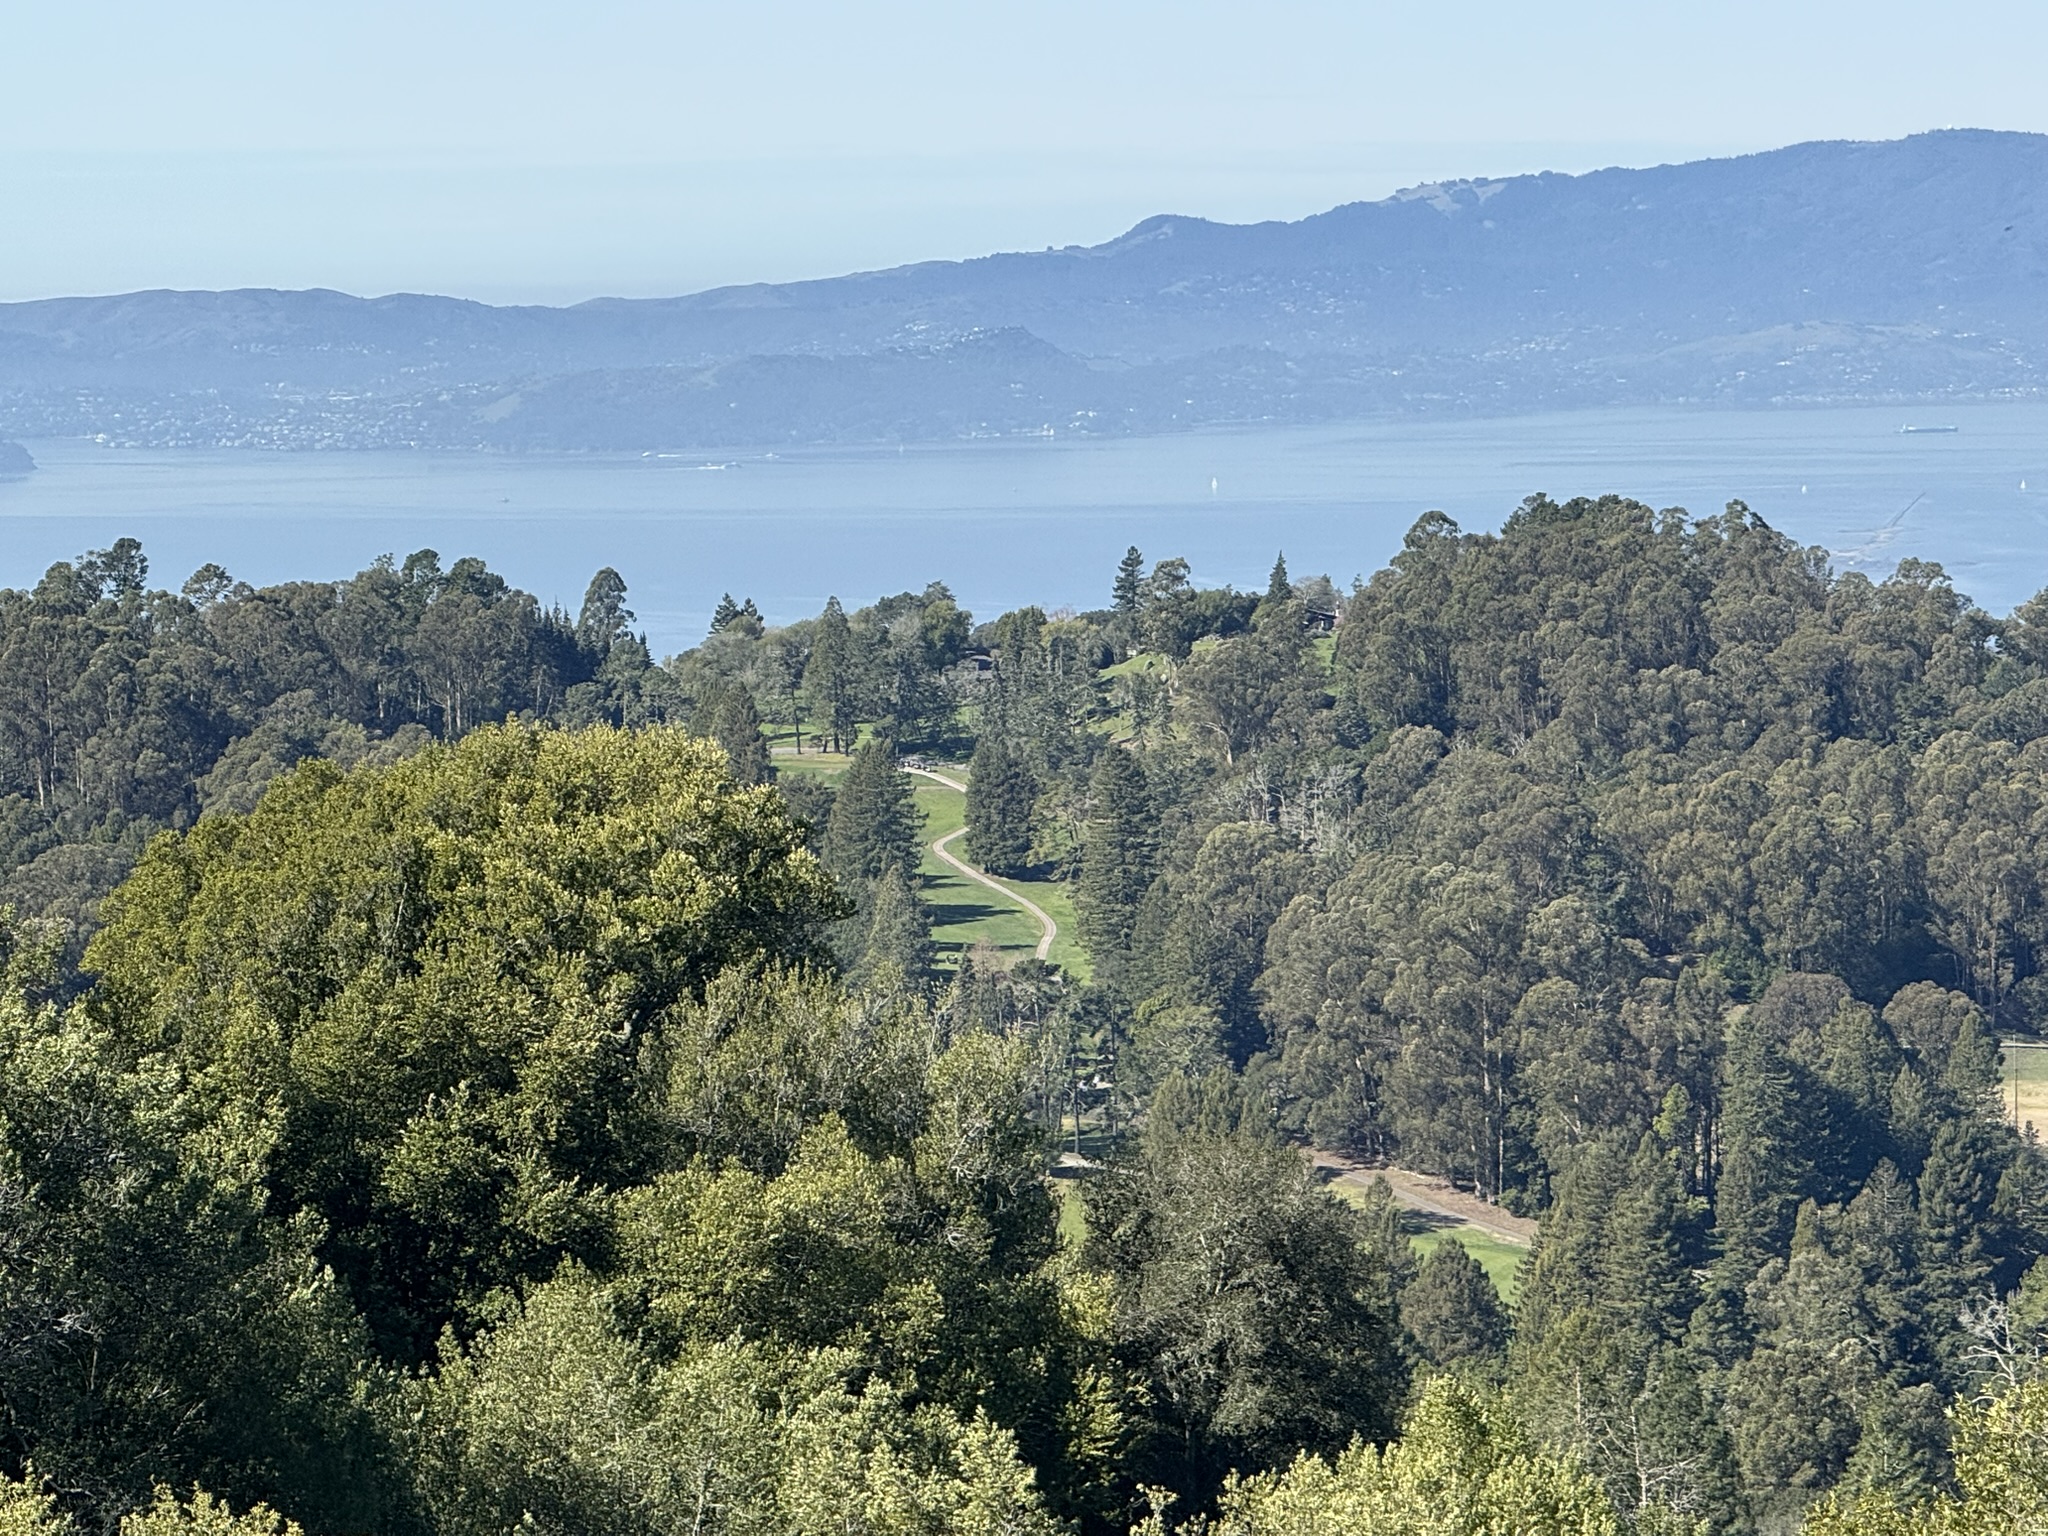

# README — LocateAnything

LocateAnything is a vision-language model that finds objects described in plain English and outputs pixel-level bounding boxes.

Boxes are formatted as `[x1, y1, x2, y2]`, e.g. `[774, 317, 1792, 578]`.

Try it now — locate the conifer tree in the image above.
[1917, 1115, 2007, 1309]
[701, 683, 770, 784]
[965, 735, 1038, 876]
[823, 739, 924, 892]
[1400, 1239, 1507, 1368]
[802, 597, 860, 752]
[1113, 546, 1145, 615]
[1265, 551, 1292, 604]
[1606, 1137, 1703, 1344]
[1713, 1012, 1816, 1275]
[853, 862, 934, 986]
[709, 592, 742, 633]
[1511, 1136, 1733, 1527]
[1077, 747, 1157, 993]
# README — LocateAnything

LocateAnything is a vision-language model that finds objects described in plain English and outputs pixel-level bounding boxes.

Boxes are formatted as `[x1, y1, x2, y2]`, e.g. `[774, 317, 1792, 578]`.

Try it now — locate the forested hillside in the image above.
[0, 539, 683, 955]
[6, 497, 2048, 1534]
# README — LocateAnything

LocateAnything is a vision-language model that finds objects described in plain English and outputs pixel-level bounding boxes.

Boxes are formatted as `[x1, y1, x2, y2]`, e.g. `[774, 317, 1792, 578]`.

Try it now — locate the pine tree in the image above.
[1400, 1239, 1507, 1367]
[709, 592, 742, 633]
[1606, 1136, 1703, 1344]
[802, 597, 860, 753]
[853, 862, 934, 986]
[1077, 747, 1157, 992]
[702, 683, 770, 784]
[1917, 1115, 2006, 1310]
[1510, 1136, 1732, 1526]
[965, 735, 1038, 876]
[823, 739, 924, 891]
[1113, 546, 1145, 614]
[1714, 1012, 1816, 1273]
[1265, 551, 1292, 604]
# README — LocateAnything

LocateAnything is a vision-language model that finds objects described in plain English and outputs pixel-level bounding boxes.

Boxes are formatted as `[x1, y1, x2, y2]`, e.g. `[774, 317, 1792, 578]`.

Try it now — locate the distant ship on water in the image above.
[1899, 424, 1960, 434]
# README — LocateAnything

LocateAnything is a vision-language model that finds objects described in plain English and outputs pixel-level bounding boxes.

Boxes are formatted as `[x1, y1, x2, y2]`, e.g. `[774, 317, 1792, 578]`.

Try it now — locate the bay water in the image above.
[4, 401, 2046, 653]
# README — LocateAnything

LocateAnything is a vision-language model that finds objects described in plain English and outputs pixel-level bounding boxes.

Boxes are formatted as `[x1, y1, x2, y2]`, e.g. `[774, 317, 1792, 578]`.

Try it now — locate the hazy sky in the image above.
[4, 0, 2044, 304]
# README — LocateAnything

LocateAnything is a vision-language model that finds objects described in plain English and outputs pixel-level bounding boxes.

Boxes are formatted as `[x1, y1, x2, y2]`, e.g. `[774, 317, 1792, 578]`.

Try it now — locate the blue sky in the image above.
[4, 0, 2044, 304]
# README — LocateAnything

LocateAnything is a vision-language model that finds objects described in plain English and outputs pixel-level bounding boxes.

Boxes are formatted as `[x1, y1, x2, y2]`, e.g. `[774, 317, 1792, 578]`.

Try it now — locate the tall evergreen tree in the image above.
[1399, 1240, 1507, 1369]
[1113, 546, 1145, 614]
[802, 597, 860, 752]
[1917, 1115, 2007, 1312]
[1511, 1136, 1732, 1527]
[1713, 1012, 1817, 1278]
[853, 862, 934, 987]
[701, 682, 770, 785]
[965, 735, 1038, 876]
[1077, 747, 1158, 994]
[822, 738, 924, 893]
[1265, 551, 1292, 604]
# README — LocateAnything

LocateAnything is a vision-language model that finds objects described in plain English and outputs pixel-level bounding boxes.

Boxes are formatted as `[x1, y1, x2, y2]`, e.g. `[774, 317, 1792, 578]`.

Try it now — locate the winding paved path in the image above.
[905, 766, 1058, 962]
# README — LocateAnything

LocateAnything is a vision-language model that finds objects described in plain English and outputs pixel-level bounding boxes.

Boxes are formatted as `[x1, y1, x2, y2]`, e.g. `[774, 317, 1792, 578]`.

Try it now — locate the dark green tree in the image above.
[964, 735, 1038, 876]
[1084, 1074, 1406, 1507]
[1113, 546, 1145, 615]
[1400, 1239, 1508, 1369]
[821, 738, 924, 894]
[700, 681, 771, 784]
[1264, 551, 1292, 604]
[1711, 1010, 1820, 1293]
[852, 861, 934, 987]
[801, 596, 860, 753]
[1077, 747, 1158, 995]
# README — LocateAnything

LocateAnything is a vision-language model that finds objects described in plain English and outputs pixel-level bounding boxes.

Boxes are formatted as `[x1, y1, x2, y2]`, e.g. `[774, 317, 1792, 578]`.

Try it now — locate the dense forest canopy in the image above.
[6, 494, 2048, 1535]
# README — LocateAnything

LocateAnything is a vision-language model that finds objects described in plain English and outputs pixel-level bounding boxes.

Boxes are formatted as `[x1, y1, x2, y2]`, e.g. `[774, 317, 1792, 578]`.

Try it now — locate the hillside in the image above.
[12, 504, 2048, 1533]
[2, 129, 2044, 448]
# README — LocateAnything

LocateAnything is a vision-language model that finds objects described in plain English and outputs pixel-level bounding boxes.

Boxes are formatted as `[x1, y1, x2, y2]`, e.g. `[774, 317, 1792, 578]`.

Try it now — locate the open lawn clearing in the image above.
[1319, 1155, 1534, 1304]
[772, 750, 852, 779]
[907, 767, 1062, 967]
[1053, 1177, 1088, 1249]
[915, 777, 1047, 965]
[1409, 1223, 1528, 1303]
[1011, 877, 1089, 978]
[1315, 1155, 1538, 1245]
[2003, 1040, 2048, 1139]
[769, 752, 1083, 975]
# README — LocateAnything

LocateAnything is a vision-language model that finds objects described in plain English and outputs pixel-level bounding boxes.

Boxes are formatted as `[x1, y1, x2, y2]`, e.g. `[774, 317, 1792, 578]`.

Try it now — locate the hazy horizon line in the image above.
[0, 130, 1902, 309]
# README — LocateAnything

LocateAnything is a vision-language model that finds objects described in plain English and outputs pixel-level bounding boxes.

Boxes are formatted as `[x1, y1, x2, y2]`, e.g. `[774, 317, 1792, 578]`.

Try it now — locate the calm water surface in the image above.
[5, 402, 2047, 652]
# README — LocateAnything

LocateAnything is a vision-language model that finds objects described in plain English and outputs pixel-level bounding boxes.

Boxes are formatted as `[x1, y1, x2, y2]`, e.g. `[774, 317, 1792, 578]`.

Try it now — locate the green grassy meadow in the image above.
[1329, 1179, 1528, 1303]
[910, 779, 1049, 967]
[775, 753, 1082, 975]
[1410, 1224, 1528, 1303]
[1054, 1180, 1088, 1248]
[771, 751, 852, 779]
[2002, 1040, 2048, 1137]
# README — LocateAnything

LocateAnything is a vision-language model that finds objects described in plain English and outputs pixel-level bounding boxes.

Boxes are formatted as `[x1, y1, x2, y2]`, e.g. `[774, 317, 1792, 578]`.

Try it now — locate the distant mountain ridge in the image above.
[3, 129, 2044, 449]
